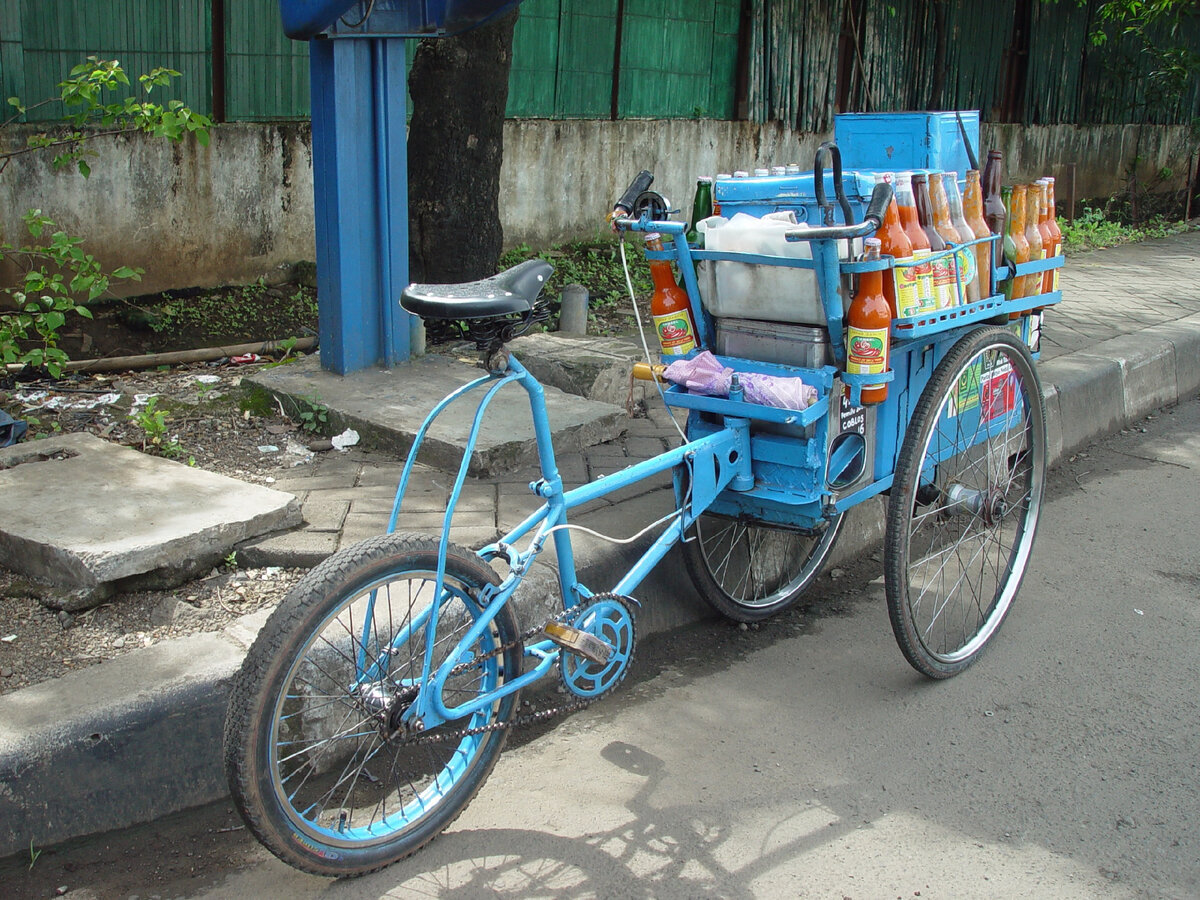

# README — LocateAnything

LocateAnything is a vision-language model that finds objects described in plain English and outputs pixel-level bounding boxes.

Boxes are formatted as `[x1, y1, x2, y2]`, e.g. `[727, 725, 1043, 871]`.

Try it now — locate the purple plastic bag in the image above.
[663, 351, 816, 410]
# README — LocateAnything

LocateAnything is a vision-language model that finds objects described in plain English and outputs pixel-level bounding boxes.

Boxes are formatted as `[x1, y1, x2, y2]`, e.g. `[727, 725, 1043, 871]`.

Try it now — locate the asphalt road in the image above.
[9, 397, 1200, 900]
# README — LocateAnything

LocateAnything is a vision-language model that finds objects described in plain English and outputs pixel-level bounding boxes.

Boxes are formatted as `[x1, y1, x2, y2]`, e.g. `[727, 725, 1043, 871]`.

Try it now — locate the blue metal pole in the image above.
[308, 36, 410, 374]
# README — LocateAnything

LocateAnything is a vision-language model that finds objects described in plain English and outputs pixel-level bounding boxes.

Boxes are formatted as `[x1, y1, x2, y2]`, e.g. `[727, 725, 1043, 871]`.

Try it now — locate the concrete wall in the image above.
[1, 120, 1194, 294]
[983, 122, 1198, 209]
[0, 124, 316, 296]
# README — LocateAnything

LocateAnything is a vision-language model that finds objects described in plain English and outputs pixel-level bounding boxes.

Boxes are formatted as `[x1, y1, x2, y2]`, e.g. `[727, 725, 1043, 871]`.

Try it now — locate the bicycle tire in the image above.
[683, 511, 844, 623]
[224, 533, 521, 877]
[885, 326, 1046, 678]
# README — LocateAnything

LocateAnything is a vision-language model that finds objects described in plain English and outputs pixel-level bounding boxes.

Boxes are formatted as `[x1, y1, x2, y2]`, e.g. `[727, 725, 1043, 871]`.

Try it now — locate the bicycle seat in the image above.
[400, 259, 554, 320]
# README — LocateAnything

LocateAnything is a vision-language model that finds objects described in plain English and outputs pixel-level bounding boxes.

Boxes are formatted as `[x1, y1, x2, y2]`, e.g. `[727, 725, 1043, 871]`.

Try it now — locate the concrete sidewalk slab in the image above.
[245, 353, 628, 476]
[0, 434, 301, 610]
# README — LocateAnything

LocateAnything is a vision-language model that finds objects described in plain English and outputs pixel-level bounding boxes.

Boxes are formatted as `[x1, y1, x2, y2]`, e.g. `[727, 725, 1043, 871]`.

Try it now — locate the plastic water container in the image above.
[698, 212, 851, 325]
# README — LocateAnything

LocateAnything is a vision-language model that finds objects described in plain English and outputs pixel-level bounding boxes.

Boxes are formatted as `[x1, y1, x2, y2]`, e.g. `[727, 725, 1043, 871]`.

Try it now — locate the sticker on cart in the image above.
[949, 360, 982, 418]
[981, 370, 1018, 423]
[838, 392, 866, 435]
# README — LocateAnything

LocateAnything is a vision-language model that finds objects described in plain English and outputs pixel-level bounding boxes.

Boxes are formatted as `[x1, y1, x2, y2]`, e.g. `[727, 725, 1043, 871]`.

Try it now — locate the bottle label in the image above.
[895, 255, 923, 317]
[910, 248, 937, 314]
[931, 253, 958, 308]
[846, 325, 889, 376]
[653, 311, 697, 356]
[1051, 245, 1061, 292]
[953, 245, 977, 297]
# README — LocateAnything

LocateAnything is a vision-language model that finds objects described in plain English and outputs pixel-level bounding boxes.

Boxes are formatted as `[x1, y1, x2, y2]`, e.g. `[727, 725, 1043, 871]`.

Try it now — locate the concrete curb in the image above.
[3, 328, 1199, 858]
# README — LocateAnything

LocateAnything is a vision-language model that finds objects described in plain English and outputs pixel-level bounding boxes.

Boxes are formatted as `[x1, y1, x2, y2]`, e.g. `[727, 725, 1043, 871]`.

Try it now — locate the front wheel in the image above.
[223, 534, 521, 877]
[885, 327, 1046, 678]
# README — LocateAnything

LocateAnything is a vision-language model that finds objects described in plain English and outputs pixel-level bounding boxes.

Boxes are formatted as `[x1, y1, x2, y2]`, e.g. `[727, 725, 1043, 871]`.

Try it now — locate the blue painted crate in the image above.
[834, 111, 980, 176]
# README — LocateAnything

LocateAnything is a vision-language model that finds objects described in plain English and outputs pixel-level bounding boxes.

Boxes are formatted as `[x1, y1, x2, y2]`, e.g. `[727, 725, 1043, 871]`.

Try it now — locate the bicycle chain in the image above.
[394, 605, 598, 747]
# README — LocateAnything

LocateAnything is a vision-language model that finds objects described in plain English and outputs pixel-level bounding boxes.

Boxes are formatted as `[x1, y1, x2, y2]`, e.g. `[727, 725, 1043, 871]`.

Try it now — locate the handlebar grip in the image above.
[614, 171, 654, 215]
[863, 182, 893, 227]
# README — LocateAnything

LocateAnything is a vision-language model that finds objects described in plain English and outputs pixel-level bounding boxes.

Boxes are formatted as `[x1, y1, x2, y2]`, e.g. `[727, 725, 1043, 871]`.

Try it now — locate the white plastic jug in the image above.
[699, 212, 829, 324]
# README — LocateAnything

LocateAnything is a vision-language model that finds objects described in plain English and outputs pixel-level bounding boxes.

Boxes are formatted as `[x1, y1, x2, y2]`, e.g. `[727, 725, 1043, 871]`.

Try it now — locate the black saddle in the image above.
[400, 259, 554, 320]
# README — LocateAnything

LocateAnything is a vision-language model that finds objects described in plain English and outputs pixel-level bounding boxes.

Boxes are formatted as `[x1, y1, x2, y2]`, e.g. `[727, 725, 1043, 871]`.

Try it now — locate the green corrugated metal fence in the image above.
[4, 0, 211, 122]
[224, 0, 309, 121]
[0, 0, 1196, 127]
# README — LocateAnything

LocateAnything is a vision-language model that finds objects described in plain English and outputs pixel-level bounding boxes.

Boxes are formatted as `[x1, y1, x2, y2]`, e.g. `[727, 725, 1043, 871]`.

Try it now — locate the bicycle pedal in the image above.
[544, 621, 613, 665]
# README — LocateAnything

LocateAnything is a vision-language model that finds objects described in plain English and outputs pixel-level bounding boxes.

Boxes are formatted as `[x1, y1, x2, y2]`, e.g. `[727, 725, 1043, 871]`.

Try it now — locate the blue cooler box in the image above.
[834, 111, 980, 177]
[713, 171, 878, 225]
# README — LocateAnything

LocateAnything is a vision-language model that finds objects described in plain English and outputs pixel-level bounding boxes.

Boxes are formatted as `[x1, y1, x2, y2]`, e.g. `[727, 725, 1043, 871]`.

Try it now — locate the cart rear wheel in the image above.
[683, 512, 843, 623]
[885, 326, 1046, 678]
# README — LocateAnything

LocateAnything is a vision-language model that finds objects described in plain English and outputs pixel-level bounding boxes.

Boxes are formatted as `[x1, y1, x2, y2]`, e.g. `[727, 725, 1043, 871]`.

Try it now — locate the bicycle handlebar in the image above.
[612, 170, 655, 217]
[784, 182, 893, 243]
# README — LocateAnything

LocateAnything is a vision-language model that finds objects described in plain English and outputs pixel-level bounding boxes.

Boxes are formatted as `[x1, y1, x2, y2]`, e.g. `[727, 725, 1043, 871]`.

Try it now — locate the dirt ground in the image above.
[0, 268, 652, 696]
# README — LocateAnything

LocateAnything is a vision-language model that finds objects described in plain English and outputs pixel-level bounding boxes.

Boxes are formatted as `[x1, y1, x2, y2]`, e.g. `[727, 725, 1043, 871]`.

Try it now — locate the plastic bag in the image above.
[663, 351, 816, 410]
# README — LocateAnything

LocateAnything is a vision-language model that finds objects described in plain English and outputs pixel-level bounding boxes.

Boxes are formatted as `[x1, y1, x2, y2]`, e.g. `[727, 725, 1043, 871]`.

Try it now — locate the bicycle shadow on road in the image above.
[333, 739, 886, 899]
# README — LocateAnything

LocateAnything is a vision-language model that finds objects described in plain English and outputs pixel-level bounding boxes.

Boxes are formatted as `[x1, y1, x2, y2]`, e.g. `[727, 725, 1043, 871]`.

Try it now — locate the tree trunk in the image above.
[407, 10, 518, 285]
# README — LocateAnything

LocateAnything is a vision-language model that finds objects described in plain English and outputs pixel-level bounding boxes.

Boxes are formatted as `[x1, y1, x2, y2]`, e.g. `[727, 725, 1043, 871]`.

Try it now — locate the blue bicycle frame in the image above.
[377, 351, 758, 730]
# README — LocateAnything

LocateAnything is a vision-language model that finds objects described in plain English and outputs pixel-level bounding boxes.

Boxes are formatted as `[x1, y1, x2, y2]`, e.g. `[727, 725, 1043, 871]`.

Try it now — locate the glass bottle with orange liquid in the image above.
[944, 173, 981, 303]
[644, 232, 698, 357]
[894, 173, 935, 315]
[1039, 178, 1063, 294]
[929, 172, 966, 306]
[913, 173, 953, 309]
[962, 169, 993, 298]
[845, 237, 890, 405]
[871, 174, 913, 318]
[1021, 183, 1044, 301]
[1003, 184, 1031, 303]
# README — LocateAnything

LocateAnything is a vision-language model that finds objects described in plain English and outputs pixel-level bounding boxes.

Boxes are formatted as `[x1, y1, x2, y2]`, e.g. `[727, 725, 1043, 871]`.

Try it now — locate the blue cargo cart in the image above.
[224, 141, 1063, 877]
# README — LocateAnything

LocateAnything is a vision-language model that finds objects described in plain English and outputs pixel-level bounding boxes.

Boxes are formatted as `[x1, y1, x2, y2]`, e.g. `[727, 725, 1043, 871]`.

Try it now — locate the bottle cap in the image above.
[733, 171, 749, 178]
[644, 232, 661, 243]
[865, 237, 882, 249]
[753, 168, 769, 177]
[716, 173, 731, 180]
[697, 175, 713, 183]
[945, 170, 959, 180]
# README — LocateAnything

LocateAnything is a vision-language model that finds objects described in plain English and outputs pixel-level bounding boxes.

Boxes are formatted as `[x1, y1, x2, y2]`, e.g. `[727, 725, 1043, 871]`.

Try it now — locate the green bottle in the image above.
[1000, 186, 1016, 301]
[686, 176, 714, 248]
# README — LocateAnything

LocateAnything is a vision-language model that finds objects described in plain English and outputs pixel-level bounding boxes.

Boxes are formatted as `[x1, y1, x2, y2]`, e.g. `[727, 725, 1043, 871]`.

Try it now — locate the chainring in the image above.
[558, 593, 638, 700]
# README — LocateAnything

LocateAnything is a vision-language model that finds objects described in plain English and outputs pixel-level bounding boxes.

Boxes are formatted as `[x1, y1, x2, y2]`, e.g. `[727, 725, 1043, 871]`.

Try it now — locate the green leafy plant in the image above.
[28, 838, 41, 871]
[291, 395, 329, 434]
[2, 57, 212, 178]
[129, 396, 184, 458]
[224, 551, 238, 569]
[1, 209, 142, 376]
[1059, 204, 1196, 253]
[1, 58, 211, 378]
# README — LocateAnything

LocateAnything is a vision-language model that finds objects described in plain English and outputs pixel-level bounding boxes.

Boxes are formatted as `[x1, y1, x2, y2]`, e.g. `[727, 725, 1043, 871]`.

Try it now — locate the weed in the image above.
[130, 396, 185, 457]
[21, 415, 61, 439]
[29, 839, 41, 871]
[121, 280, 318, 345]
[296, 399, 329, 433]
[273, 392, 330, 434]
[224, 551, 237, 569]
[1060, 205, 1196, 253]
